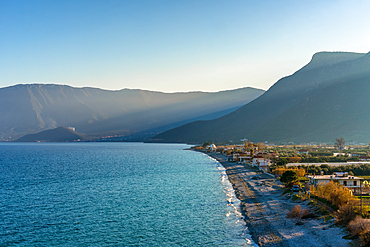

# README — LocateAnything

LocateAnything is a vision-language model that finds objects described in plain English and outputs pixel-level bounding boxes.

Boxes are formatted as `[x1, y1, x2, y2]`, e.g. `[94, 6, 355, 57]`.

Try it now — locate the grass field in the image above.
[359, 176, 370, 180]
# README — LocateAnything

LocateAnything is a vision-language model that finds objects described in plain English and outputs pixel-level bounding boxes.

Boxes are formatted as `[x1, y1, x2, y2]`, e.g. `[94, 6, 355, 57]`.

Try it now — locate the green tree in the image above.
[202, 142, 211, 148]
[280, 170, 298, 186]
[276, 157, 288, 166]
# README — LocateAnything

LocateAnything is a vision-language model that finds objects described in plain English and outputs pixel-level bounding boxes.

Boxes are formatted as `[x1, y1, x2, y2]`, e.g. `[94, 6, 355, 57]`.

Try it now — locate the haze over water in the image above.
[0, 142, 255, 246]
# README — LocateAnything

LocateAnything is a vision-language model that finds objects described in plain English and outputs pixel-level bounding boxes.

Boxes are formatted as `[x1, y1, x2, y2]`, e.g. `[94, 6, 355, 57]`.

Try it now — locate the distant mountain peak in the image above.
[14, 126, 85, 142]
[301, 51, 365, 72]
[311, 51, 365, 59]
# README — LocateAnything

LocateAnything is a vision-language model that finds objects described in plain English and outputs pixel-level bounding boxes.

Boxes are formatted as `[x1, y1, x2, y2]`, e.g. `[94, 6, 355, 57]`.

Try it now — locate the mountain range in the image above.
[152, 51, 370, 144]
[0, 84, 264, 141]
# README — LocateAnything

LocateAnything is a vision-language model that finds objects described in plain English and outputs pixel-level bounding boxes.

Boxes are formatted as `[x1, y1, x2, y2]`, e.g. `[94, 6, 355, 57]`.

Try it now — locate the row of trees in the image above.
[294, 163, 370, 176]
[274, 167, 305, 177]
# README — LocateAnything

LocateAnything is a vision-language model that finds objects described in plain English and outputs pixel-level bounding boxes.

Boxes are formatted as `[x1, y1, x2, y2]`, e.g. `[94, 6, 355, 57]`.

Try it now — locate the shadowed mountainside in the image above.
[152, 51, 370, 144]
[14, 127, 85, 142]
[0, 84, 264, 141]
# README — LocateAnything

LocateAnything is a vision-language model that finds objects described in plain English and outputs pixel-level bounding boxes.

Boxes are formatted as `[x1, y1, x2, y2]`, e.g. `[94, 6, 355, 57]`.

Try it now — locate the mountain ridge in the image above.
[152, 51, 370, 144]
[0, 84, 264, 141]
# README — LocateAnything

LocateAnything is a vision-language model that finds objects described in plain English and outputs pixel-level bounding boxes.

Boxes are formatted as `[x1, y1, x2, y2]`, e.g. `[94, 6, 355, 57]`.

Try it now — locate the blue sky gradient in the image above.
[1, 0, 369, 92]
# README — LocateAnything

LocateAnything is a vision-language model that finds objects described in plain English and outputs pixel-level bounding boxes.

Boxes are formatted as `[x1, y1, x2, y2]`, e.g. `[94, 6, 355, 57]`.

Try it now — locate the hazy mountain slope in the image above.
[78, 88, 262, 134]
[251, 72, 370, 143]
[152, 51, 369, 143]
[0, 84, 264, 140]
[14, 126, 85, 142]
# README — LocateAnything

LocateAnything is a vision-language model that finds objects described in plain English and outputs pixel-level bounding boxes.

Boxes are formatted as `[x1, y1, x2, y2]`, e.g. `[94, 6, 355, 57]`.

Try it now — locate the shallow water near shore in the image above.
[0, 142, 255, 246]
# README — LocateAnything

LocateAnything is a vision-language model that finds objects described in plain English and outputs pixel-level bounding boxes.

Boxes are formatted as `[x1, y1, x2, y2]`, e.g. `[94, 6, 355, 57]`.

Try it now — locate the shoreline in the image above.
[204, 152, 352, 247]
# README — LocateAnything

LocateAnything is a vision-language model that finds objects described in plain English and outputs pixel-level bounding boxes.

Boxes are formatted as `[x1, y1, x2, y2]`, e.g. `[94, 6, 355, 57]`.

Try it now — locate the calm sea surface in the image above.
[0, 143, 256, 246]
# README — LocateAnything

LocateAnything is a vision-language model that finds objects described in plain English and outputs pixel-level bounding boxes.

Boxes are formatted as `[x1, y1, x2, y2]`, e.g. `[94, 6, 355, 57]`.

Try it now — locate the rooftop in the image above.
[307, 174, 363, 180]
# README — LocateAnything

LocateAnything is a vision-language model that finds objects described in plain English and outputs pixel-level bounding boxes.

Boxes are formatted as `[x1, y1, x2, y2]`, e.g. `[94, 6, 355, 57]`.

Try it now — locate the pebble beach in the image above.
[207, 152, 352, 247]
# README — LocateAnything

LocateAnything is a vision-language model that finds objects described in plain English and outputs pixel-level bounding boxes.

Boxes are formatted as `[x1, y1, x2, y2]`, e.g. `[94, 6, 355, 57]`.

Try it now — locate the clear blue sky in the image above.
[1, 0, 369, 92]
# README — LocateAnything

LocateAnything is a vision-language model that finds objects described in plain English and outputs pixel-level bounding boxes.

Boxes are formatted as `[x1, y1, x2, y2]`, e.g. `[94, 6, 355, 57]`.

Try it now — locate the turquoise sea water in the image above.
[0, 143, 256, 246]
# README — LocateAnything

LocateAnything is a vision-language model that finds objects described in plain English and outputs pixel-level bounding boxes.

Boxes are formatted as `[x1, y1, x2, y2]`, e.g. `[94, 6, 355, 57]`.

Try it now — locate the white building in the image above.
[252, 156, 270, 173]
[333, 152, 348, 157]
[252, 156, 265, 167]
[207, 144, 217, 152]
[258, 160, 270, 173]
[307, 172, 363, 192]
[231, 152, 250, 163]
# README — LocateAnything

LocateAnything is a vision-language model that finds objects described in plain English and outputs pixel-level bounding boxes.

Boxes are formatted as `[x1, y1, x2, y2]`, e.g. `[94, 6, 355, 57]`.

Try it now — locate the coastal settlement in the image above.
[192, 140, 370, 247]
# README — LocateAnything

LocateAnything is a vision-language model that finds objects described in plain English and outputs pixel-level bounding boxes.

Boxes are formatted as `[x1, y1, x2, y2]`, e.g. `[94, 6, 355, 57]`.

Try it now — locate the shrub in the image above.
[319, 205, 329, 215]
[335, 200, 360, 225]
[298, 191, 310, 201]
[286, 205, 308, 224]
[347, 216, 370, 246]
[308, 200, 317, 206]
[292, 194, 300, 201]
[281, 188, 291, 195]
[288, 156, 302, 163]
[310, 181, 353, 209]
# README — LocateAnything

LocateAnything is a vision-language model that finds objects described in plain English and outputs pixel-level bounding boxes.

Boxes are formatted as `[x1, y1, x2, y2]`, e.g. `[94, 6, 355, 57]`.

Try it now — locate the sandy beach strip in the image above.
[206, 152, 352, 247]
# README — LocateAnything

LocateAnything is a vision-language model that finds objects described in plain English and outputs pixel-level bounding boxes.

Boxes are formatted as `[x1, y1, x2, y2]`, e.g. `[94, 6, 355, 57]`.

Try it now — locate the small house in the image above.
[307, 172, 363, 193]
[252, 156, 271, 173]
[359, 156, 370, 161]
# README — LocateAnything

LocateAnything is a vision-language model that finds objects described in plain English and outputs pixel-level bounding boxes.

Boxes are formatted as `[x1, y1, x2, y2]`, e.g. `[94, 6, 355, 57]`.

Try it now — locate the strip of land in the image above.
[207, 152, 352, 247]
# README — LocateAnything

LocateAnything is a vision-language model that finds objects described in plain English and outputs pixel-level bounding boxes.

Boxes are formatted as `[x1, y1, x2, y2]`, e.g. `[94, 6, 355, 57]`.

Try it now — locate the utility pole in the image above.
[360, 180, 363, 213]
